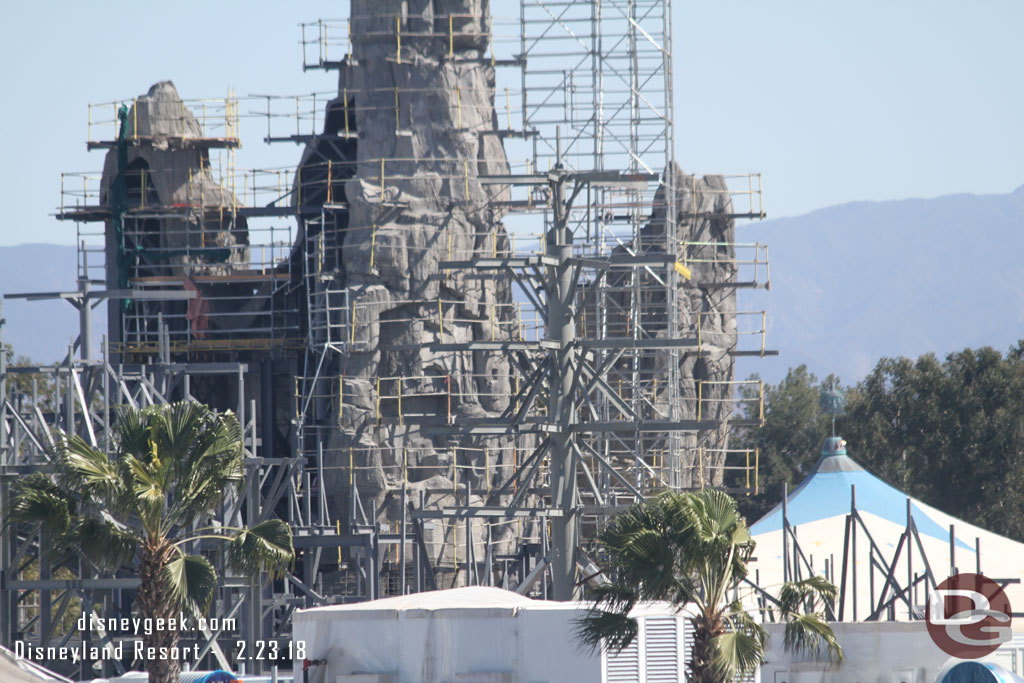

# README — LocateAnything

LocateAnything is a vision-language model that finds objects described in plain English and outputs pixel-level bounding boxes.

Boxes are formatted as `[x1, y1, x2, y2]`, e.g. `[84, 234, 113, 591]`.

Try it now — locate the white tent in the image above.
[747, 437, 1024, 627]
[292, 586, 693, 683]
[0, 644, 72, 682]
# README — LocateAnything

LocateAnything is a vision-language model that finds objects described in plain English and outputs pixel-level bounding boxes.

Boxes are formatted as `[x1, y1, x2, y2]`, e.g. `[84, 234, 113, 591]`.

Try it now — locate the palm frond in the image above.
[160, 401, 205, 457]
[71, 515, 138, 570]
[113, 405, 151, 460]
[587, 583, 641, 622]
[168, 451, 242, 527]
[574, 609, 638, 654]
[162, 552, 218, 618]
[228, 520, 294, 579]
[725, 601, 768, 643]
[685, 489, 742, 542]
[778, 575, 838, 617]
[125, 455, 166, 535]
[7, 474, 74, 535]
[713, 629, 766, 681]
[619, 529, 678, 598]
[180, 409, 242, 467]
[61, 436, 125, 504]
[783, 613, 845, 664]
[154, 404, 243, 528]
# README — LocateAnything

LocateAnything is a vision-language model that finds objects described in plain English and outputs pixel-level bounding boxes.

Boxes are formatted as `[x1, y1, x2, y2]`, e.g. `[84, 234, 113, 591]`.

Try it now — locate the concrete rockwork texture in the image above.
[96, 2, 740, 588]
[296, 0, 528, 581]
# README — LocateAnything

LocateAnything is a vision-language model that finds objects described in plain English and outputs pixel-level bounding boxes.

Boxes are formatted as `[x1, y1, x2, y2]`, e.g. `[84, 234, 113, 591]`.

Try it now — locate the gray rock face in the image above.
[673, 168, 738, 488]
[299, 3, 737, 571]
[99, 81, 249, 347]
[594, 164, 737, 488]
[302, 0, 522, 573]
[100, 81, 248, 276]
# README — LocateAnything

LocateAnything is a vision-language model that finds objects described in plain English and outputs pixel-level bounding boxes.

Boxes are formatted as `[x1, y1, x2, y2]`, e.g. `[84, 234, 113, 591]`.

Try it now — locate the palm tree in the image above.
[777, 575, 844, 664]
[576, 489, 842, 683]
[7, 401, 294, 683]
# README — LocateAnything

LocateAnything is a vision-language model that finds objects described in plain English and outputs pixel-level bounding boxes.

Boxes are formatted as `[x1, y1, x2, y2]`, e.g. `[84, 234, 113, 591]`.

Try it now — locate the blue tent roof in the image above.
[749, 437, 973, 550]
[939, 661, 1024, 683]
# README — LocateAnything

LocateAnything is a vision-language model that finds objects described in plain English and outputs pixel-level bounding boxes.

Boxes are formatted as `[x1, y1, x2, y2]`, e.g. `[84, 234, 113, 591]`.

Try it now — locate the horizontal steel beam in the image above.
[412, 507, 566, 519]
[440, 256, 556, 269]
[431, 341, 558, 352]
[580, 338, 698, 350]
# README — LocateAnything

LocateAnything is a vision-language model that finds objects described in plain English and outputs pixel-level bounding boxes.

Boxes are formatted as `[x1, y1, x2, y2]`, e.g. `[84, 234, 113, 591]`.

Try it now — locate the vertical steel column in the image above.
[80, 245, 93, 362]
[0, 302, 10, 644]
[400, 483, 407, 594]
[662, 0, 681, 488]
[546, 150, 579, 600]
[591, 0, 603, 169]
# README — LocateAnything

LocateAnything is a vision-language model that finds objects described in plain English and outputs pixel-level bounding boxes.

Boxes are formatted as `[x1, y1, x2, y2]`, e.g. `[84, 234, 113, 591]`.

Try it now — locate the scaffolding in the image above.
[286, 0, 774, 603]
[1, 1, 777, 677]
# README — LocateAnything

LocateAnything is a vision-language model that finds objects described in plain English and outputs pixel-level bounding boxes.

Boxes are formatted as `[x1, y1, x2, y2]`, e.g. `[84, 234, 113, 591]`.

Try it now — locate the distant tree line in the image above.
[2, 342, 57, 410]
[731, 343, 1024, 542]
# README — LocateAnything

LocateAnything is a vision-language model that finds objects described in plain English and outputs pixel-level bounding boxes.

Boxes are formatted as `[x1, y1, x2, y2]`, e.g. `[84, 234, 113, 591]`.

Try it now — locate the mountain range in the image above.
[736, 183, 1024, 384]
[2, 185, 1022, 383]
[0, 244, 105, 364]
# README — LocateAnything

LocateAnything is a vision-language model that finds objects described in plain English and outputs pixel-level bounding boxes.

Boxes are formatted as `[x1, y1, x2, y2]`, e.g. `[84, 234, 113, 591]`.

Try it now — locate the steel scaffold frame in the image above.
[290, 0, 772, 600]
[1, 2, 778, 677]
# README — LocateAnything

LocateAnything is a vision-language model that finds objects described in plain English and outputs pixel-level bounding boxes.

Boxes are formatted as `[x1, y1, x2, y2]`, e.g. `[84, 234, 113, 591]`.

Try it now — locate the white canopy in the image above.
[293, 586, 691, 683]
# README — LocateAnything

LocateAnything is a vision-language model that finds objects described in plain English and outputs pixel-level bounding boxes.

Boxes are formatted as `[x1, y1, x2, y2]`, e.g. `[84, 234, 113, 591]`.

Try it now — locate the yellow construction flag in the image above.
[674, 261, 692, 280]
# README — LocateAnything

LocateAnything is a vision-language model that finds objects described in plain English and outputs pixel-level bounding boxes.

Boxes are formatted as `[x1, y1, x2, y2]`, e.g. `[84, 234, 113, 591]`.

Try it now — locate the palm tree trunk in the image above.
[689, 614, 726, 683]
[136, 539, 182, 683]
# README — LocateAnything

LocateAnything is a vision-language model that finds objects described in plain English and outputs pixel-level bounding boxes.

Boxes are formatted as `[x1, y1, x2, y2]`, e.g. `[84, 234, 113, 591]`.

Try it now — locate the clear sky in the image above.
[1, 1, 1021, 246]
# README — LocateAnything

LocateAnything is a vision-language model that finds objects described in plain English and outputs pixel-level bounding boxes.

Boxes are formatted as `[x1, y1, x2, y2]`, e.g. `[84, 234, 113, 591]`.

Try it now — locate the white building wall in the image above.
[760, 622, 1024, 683]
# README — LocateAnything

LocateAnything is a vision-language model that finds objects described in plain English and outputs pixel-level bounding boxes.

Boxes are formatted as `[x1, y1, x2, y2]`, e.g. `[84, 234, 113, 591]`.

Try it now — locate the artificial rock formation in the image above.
[100, 81, 248, 275]
[671, 168, 738, 488]
[99, 81, 249, 347]
[298, 0, 522, 577]
[596, 164, 737, 488]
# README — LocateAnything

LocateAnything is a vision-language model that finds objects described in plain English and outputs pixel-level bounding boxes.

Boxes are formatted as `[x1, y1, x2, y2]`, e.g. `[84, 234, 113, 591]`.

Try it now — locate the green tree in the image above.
[576, 489, 843, 683]
[2, 342, 56, 411]
[18, 561, 85, 638]
[731, 366, 842, 521]
[733, 344, 1024, 542]
[7, 401, 295, 683]
[843, 346, 1024, 541]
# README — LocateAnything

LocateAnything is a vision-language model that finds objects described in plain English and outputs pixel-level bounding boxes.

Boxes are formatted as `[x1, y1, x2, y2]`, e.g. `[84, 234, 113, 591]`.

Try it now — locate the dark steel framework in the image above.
[0, 1, 779, 678]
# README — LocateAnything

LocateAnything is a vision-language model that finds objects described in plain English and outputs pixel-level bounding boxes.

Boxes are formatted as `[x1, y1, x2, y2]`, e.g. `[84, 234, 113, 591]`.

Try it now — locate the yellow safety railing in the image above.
[696, 379, 763, 425]
[299, 14, 514, 69]
[86, 93, 239, 146]
[686, 173, 765, 219]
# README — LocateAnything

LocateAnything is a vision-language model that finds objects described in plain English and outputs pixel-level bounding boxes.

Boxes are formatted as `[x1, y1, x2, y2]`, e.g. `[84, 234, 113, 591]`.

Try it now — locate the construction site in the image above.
[0, 1, 785, 679]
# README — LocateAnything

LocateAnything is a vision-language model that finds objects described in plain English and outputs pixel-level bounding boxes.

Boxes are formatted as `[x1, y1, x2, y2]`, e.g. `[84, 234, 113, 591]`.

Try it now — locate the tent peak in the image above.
[814, 436, 864, 473]
[822, 436, 847, 456]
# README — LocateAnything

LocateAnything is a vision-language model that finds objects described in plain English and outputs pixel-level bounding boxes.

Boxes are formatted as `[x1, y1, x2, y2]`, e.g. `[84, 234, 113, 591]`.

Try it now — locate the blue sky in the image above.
[1, 1, 1021, 246]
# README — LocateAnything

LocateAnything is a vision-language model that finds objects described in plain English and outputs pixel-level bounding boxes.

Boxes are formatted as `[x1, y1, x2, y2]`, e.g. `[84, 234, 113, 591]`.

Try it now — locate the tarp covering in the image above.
[294, 587, 597, 683]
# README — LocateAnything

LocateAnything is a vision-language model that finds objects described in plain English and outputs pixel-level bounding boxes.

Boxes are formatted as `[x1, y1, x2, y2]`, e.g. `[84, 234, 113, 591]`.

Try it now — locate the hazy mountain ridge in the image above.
[3, 185, 1023, 376]
[0, 243, 104, 363]
[739, 184, 1024, 383]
